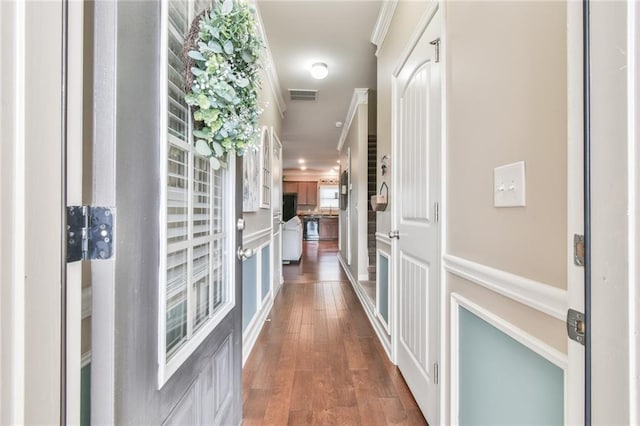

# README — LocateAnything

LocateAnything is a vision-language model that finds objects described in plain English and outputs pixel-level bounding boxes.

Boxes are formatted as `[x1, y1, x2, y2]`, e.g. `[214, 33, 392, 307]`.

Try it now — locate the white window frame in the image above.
[318, 184, 339, 209]
[259, 125, 271, 208]
[157, 0, 235, 388]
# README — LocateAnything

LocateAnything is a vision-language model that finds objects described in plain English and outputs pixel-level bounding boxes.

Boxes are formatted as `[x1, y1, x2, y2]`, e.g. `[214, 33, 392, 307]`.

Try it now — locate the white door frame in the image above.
[566, 2, 585, 424]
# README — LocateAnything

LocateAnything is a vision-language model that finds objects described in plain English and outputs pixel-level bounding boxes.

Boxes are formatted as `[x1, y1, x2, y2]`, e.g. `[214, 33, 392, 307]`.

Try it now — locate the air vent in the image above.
[288, 89, 318, 102]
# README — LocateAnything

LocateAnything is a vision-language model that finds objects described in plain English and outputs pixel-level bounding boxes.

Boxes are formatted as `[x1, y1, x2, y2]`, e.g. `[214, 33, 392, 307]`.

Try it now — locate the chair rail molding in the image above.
[443, 254, 567, 321]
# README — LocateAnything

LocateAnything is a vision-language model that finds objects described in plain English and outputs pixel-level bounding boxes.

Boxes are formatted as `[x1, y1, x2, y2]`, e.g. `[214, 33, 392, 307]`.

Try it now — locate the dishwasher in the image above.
[303, 216, 320, 241]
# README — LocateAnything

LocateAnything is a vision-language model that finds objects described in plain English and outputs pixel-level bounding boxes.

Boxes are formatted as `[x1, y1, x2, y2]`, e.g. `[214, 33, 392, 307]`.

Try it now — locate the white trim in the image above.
[565, 2, 585, 424]
[628, 1, 640, 421]
[242, 294, 273, 366]
[337, 252, 392, 358]
[358, 273, 370, 281]
[375, 248, 391, 334]
[375, 231, 392, 246]
[370, 0, 399, 56]
[443, 254, 567, 321]
[252, 2, 286, 118]
[392, 2, 439, 78]
[450, 293, 567, 426]
[337, 88, 369, 152]
[439, 4, 450, 423]
[1, 2, 27, 422]
[157, 0, 170, 390]
[242, 226, 272, 246]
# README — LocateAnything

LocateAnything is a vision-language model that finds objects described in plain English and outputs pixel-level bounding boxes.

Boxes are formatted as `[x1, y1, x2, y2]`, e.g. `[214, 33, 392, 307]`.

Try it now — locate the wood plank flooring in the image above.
[243, 241, 427, 425]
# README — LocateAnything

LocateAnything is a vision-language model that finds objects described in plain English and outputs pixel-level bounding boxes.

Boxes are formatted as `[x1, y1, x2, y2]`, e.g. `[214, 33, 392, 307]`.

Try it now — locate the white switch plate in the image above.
[494, 161, 526, 207]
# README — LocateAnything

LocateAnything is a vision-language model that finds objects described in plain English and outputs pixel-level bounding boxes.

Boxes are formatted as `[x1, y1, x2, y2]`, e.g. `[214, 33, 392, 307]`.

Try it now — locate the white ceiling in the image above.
[256, 1, 381, 174]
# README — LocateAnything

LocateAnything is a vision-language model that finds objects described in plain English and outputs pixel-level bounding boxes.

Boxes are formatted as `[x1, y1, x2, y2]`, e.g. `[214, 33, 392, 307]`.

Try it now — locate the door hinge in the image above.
[573, 234, 585, 266]
[66, 206, 114, 262]
[566, 308, 585, 346]
[434, 202, 440, 223]
[430, 38, 441, 63]
[434, 362, 439, 385]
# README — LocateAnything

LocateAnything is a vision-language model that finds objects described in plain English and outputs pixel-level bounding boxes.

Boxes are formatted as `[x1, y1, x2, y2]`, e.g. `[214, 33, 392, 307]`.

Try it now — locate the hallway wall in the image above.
[339, 98, 370, 281]
[373, 1, 570, 424]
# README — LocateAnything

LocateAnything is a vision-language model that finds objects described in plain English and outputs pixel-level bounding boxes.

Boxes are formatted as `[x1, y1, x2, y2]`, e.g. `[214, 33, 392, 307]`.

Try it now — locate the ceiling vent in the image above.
[288, 89, 318, 102]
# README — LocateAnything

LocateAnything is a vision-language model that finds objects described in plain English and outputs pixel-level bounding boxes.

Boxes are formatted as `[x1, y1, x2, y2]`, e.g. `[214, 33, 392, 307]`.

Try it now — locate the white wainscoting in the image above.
[337, 252, 392, 358]
[242, 234, 274, 366]
[443, 254, 567, 320]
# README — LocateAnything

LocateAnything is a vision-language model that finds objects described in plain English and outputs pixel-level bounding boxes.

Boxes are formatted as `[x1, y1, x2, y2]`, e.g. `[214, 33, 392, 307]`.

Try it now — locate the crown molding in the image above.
[370, 0, 399, 57]
[337, 88, 369, 152]
[252, 2, 287, 118]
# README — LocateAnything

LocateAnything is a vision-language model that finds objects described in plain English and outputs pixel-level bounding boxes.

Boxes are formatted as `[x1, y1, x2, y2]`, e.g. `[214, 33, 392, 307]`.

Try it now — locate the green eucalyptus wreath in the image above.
[184, 0, 263, 170]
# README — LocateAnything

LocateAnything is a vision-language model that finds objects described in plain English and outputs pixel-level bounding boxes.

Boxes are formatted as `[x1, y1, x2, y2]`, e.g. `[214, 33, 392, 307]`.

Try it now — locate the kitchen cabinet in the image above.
[298, 182, 318, 205]
[284, 181, 318, 205]
[283, 181, 298, 194]
[319, 216, 338, 240]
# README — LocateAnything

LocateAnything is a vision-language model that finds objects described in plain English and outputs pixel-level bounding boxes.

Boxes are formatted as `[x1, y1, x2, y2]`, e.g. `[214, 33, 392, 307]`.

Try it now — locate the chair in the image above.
[282, 216, 303, 262]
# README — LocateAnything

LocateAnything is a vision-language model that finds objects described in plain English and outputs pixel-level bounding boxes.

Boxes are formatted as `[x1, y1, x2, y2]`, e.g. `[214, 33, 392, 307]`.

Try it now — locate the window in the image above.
[159, 0, 234, 386]
[319, 185, 339, 208]
[259, 126, 271, 208]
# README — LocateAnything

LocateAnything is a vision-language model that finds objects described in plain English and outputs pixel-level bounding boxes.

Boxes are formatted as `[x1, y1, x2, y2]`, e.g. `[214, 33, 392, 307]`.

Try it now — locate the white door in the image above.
[391, 5, 441, 423]
[271, 130, 283, 293]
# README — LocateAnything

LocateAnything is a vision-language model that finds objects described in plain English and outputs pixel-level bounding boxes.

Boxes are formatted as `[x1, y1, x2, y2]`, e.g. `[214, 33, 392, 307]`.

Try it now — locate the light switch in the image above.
[494, 161, 526, 207]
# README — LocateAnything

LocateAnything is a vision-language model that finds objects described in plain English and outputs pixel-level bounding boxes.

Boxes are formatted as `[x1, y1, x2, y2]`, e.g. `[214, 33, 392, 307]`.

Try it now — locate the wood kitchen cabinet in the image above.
[298, 182, 317, 205]
[319, 216, 338, 240]
[284, 181, 318, 205]
[283, 181, 298, 194]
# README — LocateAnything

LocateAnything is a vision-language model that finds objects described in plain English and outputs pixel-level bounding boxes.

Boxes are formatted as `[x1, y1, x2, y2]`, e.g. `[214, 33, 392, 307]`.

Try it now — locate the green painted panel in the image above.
[242, 256, 258, 332]
[378, 253, 389, 324]
[81, 363, 90, 426]
[261, 245, 270, 301]
[459, 307, 563, 426]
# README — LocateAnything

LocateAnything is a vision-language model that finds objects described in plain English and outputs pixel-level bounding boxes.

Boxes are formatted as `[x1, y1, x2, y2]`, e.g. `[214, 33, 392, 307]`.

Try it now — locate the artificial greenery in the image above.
[185, 0, 263, 169]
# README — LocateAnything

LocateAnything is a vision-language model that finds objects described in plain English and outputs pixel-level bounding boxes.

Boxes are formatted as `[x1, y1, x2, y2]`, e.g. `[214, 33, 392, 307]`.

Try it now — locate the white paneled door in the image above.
[392, 5, 441, 424]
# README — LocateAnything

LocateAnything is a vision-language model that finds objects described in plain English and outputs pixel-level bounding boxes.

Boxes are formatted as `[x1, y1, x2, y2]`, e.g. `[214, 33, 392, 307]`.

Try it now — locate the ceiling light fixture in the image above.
[310, 62, 328, 80]
[298, 158, 305, 164]
[300, 166, 307, 171]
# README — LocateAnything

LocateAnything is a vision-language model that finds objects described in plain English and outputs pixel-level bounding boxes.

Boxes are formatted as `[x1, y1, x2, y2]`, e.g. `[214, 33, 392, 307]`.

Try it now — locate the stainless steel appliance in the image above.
[303, 216, 320, 241]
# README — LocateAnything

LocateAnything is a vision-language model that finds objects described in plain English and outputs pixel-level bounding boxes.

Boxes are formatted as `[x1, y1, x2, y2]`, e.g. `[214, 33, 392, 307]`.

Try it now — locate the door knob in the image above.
[388, 230, 400, 240]
[236, 246, 254, 261]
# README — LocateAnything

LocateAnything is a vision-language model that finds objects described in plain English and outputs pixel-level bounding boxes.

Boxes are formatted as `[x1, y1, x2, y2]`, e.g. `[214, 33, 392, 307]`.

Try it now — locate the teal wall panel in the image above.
[378, 253, 389, 324]
[242, 256, 258, 332]
[459, 307, 563, 426]
[81, 363, 90, 426]
[261, 245, 271, 301]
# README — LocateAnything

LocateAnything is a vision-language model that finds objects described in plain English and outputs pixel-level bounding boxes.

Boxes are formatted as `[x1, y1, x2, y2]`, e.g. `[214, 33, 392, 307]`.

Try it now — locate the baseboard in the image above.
[242, 295, 274, 366]
[337, 253, 391, 359]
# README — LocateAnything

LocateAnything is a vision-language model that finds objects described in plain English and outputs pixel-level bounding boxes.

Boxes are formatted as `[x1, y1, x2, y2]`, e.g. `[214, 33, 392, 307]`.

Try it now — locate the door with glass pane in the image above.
[91, 1, 242, 424]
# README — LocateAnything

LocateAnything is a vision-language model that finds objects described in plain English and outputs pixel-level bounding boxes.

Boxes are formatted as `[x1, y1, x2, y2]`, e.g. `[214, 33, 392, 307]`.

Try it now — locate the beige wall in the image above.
[376, 2, 569, 422]
[375, 1, 429, 236]
[242, 67, 284, 242]
[339, 102, 369, 279]
[446, 1, 567, 289]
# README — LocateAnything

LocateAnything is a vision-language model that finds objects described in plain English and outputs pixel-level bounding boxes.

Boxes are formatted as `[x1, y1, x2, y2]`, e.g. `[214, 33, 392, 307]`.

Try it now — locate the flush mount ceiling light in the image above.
[300, 166, 307, 171]
[298, 158, 305, 164]
[310, 62, 328, 80]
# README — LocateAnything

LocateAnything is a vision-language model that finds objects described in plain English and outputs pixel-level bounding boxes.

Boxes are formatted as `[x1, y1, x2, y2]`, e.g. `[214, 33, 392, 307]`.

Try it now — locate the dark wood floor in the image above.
[242, 241, 427, 425]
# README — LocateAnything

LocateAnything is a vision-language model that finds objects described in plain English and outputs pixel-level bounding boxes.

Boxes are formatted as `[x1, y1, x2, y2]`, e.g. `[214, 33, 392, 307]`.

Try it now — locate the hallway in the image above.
[242, 241, 427, 425]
